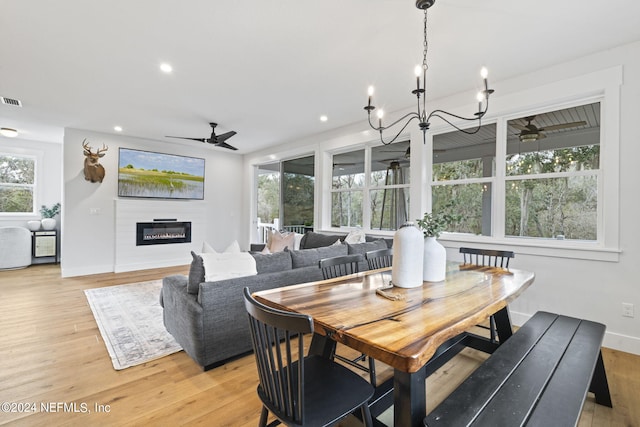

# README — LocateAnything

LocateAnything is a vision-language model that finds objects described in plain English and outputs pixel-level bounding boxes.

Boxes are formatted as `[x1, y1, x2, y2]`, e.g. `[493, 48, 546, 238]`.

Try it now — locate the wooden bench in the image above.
[424, 311, 612, 426]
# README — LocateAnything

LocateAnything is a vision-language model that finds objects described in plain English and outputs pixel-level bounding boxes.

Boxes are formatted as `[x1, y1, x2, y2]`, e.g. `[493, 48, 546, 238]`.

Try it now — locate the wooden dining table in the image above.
[254, 261, 535, 427]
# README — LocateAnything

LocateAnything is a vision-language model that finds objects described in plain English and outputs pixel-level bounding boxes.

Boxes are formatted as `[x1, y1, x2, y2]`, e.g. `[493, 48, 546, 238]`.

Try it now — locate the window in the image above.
[256, 155, 315, 238]
[370, 143, 410, 231]
[432, 124, 496, 236]
[0, 153, 36, 214]
[331, 150, 364, 228]
[431, 102, 601, 242]
[330, 141, 410, 232]
[505, 104, 599, 240]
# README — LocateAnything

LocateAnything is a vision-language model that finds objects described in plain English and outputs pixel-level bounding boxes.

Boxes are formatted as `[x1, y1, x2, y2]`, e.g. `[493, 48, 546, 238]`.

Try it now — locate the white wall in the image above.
[243, 40, 640, 355]
[61, 129, 244, 277]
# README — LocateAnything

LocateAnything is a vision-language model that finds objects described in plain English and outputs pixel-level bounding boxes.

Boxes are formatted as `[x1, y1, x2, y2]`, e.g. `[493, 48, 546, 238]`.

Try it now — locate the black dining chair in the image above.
[243, 288, 374, 427]
[365, 248, 393, 270]
[319, 254, 363, 280]
[459, 247, 514, 268]
[319, 253, 377, 385]
[459, 247, 515, 343]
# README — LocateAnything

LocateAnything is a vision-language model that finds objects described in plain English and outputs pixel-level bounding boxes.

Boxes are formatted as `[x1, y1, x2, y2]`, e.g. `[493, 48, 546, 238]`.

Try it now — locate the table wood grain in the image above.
[255, 262, 535, 373]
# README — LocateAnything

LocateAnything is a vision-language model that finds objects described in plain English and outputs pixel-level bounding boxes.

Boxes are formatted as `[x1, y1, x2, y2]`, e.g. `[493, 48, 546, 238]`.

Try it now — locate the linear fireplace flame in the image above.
[136, 221, 192, 246]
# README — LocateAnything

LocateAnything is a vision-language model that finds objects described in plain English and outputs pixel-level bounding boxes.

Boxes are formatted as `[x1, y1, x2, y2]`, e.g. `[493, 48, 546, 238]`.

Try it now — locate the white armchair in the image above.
[0, 226, 32, 269]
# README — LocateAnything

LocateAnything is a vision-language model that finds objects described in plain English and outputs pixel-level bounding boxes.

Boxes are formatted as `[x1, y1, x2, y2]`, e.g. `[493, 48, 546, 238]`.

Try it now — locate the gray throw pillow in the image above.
[251, 250, 293, 274]
[187, 251, 205, 294]
[346, 239, 389, 256]
[299, 231, 346, 249]
[290, 244, 348, 268]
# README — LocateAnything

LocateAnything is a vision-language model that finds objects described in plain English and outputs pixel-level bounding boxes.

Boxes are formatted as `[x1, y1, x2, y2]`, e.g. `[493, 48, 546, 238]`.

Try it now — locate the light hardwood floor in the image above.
[0, 264, 638, 426]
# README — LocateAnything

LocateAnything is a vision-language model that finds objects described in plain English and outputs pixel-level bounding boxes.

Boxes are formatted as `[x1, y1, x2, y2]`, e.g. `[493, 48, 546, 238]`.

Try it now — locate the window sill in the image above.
[439, 234, 620, 262]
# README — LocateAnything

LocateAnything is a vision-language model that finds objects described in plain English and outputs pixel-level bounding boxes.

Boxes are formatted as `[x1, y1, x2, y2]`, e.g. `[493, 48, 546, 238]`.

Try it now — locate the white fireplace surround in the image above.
[114, 199, 205, 272]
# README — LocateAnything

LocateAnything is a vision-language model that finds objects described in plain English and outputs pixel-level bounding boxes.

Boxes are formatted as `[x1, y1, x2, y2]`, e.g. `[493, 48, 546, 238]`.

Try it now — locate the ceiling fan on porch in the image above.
[511, 116, 586, 143]
[166, 122, 238, 150]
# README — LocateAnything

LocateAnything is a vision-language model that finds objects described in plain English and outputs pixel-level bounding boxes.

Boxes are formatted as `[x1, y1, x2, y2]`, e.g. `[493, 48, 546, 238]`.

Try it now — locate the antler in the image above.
[82, 139, 108, 154]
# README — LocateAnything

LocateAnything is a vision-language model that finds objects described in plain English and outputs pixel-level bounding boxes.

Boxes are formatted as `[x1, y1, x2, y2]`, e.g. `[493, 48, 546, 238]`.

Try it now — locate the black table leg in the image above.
[394, 366, 427, 427]
[308, 332, 336, 359]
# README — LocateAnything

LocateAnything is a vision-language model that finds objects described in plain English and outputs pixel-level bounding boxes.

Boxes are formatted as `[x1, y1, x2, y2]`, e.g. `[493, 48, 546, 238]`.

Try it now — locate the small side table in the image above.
[32, 230, 58, 264]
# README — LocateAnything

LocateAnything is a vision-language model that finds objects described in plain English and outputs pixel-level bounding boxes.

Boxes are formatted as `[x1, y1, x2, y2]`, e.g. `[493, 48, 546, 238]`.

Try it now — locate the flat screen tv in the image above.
[118, 148, 205, 200]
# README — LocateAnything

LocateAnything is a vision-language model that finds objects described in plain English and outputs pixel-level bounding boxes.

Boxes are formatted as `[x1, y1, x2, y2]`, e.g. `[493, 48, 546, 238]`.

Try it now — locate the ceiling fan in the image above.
[381, 146, 411, 159]
[511, 116, 586, 143]
[166, 122, 238, 150]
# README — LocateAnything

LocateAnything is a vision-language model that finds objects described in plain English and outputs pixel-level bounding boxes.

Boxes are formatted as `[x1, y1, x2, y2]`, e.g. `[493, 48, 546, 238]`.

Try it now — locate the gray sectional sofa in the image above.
[160, 232, 390, 370]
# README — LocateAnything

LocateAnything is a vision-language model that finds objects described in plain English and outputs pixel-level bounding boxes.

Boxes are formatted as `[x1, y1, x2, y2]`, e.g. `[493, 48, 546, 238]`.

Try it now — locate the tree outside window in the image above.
[431, 102, 600, 241]
[0, 154, 36, 214]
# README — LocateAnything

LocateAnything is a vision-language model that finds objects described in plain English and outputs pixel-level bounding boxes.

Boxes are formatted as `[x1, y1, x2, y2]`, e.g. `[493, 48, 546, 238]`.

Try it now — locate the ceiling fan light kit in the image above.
[0, 127, 18, 137]
[364, 0, 494, 146]
[166, 122, 238, 150]
[513, 115, 587, 143]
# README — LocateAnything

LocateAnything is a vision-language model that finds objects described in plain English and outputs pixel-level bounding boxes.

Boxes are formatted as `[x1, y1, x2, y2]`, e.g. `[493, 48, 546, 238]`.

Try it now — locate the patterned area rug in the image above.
[84, 280, 182, 370]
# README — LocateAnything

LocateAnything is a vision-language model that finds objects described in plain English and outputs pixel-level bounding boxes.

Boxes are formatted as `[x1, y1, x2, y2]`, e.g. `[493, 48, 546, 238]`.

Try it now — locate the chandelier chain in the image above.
[422, 9, 428, 72]
[363, 2, 493, 145]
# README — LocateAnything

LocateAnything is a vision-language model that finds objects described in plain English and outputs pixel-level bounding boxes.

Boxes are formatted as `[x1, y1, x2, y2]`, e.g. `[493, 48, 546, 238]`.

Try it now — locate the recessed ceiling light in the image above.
[0, 127, 18, 137]
[160, 63, 173, 73]
[114, 126, 123, 132]
[320, 115, 328, 122]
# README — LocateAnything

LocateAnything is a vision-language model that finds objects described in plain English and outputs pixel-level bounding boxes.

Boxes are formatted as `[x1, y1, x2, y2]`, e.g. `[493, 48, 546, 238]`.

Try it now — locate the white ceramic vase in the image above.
[391, 222, 424, 288]
[27, 220, 42, 231]
[41, 218, 57, 230]
[423, 236, 446, 282]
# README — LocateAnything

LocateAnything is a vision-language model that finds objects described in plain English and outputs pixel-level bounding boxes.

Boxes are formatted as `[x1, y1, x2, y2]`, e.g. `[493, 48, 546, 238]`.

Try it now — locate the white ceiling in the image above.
[1, 0, 640, 154]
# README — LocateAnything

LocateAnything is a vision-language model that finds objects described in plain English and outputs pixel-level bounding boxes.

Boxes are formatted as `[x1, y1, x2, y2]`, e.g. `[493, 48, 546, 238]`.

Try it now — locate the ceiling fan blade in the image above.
[510, 124, 530, 131]
[214, 141, 238, 151]
[538, 121, 587, 132]
[166, 136, 207, 143]
[215, 131, 237, 143]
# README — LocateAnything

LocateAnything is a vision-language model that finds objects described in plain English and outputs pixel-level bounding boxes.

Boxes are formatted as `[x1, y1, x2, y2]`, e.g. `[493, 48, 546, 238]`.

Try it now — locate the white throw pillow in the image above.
[224, 240, 241, 253]
[202, 241, 217, 253]
[200, 252, 257, 282]
[345, 229, 366, 244]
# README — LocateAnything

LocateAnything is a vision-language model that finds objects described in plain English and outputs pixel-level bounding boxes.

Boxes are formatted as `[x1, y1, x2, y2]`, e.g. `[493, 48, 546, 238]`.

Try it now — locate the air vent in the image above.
[1, 97, 23, 107]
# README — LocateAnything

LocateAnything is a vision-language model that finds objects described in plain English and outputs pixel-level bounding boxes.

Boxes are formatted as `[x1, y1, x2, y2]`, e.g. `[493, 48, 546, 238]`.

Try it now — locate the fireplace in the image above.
[136, 221, 192, 246]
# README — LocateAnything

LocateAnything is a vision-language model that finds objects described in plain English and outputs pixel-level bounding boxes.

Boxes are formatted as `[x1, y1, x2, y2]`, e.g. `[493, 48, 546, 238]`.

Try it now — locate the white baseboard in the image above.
[61, 264, 113, 278]
[113, 258, 188, 273]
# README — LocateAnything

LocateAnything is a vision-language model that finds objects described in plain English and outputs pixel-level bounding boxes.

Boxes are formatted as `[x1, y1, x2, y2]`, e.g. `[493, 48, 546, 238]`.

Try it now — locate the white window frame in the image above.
[432, 66, 622, 262]
[327, 142, 411, 235]
[0, 149, 41, 217]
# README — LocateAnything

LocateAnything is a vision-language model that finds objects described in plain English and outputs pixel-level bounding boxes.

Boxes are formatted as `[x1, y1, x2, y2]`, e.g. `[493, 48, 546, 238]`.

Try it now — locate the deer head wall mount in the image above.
[82, 139, 108, 183]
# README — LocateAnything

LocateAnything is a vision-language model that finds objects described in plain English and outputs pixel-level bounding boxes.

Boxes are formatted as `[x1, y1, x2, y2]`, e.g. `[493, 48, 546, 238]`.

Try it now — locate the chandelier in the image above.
[364, 0, 494, 145]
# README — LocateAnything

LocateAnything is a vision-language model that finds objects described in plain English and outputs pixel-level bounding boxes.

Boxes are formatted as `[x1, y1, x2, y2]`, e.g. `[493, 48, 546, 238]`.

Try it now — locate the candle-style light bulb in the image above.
[367, 85, 375, 108]
[476, 92, 484, 113]
[480, 67, 488, 79]
[377, 109, 384, 128]
[415, 65, 422, 91]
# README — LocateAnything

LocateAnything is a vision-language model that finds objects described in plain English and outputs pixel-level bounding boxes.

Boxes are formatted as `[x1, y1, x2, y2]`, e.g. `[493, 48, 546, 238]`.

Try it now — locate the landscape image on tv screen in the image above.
[118, 148, 205, 200]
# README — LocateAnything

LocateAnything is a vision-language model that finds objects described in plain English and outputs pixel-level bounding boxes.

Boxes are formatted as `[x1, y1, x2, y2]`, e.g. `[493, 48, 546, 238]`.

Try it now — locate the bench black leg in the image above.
[590, 350, 613, 407]
[493, 306, 513, 343]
